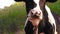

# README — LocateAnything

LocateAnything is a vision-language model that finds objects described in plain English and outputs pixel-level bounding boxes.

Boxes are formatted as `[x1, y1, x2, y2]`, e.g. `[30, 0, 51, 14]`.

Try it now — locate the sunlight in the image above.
[0, 0, 15, 9]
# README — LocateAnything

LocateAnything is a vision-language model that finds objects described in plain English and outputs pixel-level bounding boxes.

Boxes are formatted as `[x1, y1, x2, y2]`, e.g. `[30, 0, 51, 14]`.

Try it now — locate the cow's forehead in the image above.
[33, 0, 40, 4]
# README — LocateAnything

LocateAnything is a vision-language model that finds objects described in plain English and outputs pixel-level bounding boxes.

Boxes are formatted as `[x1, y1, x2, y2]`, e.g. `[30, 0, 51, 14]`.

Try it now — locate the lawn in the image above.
[47, 0, 60, 15]
[0, 2, 26, 34]
[0, 0, 60, 34]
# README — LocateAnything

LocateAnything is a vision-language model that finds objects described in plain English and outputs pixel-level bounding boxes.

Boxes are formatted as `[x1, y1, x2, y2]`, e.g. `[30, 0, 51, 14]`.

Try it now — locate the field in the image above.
[0, 0, 60, 34]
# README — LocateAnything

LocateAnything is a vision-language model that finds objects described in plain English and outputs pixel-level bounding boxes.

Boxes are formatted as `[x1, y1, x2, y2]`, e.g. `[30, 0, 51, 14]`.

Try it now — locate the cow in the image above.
[14, 0, 60, 34]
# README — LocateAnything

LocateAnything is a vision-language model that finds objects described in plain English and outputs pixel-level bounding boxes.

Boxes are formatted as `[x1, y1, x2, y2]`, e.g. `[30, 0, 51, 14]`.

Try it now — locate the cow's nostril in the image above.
[30, 9, 34, 15]
[35, 12, 38, 14]
[31, 12, 33, 14]
[39, 12, 41, 15]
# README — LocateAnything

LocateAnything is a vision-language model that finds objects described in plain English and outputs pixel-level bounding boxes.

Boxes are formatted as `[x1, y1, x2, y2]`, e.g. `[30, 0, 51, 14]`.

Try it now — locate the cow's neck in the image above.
[39, 0, 49, 25]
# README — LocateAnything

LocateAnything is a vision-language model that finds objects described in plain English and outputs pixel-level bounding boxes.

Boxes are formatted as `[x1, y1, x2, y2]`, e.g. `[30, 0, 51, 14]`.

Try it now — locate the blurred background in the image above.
[0, 0, 60, 34]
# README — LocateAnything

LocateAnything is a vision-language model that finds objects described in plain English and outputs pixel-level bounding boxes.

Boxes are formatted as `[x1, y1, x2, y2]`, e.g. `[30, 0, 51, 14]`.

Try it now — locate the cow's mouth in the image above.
[31, 14, 39, 18]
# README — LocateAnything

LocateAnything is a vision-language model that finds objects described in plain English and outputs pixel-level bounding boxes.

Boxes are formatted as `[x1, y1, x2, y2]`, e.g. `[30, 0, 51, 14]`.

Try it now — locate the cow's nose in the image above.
[30, 9, 41, 15]
[35, 11, 41, 15]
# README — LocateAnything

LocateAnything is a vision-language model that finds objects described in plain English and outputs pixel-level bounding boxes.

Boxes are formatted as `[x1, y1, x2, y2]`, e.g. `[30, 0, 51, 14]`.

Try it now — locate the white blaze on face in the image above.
[34, 0, 39, 4]
[0, 0, 15, 9]
[32, 0, 43, 20]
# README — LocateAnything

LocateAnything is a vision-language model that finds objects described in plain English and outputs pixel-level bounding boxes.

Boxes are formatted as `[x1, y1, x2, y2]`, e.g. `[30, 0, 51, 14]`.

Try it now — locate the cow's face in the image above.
[28, 0, 45, 20]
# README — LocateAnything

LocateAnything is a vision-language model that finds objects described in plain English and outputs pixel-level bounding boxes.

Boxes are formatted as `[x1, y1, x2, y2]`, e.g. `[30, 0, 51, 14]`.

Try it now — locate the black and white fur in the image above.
[25, 6, 57, 34]
[14, 0, 60, 34]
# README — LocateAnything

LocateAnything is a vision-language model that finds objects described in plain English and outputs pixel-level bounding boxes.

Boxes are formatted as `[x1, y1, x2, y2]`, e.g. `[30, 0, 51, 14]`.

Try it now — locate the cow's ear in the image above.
[46, 0, 57, 3]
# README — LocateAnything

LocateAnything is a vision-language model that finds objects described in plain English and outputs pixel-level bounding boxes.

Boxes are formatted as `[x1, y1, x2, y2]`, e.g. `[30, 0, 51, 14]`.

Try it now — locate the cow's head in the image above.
[14, 0, 57, 27]
[14, 0, 46, 19]
[14, 0, 57, 22]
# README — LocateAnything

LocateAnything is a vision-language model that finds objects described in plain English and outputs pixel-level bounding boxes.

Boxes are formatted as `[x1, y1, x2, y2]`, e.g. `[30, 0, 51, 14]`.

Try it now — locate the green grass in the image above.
[47, 0, 60, 15]
[0, 1, 60, 34]
[0, 2, 26, 34]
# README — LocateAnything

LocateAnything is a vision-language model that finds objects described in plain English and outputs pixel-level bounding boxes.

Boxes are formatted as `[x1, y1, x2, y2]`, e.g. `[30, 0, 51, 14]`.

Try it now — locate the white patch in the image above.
[55, 31, 57, 34]
[24, 17, 29, 27]
[24, 11, 31, 27]
[45, 5, 55, 26]
[33, 0, 39, 4]
[45, 5, 57, 34]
